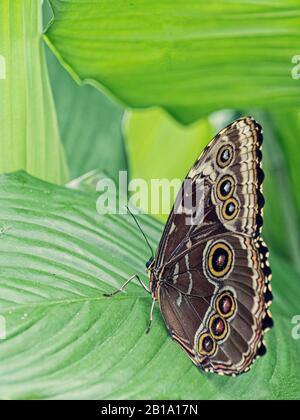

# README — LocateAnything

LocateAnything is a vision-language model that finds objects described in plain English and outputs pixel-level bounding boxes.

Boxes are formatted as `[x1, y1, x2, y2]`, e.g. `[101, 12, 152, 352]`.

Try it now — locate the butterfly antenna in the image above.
[126, 206, 154, 259]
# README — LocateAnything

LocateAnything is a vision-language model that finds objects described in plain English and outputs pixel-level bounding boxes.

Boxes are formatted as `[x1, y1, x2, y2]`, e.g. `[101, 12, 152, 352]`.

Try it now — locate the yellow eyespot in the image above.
[216, 175, 235, 201]
[209, 315, 229, 341]
[215, 292, 236, 320]
[222, 197, 239, 221]
[207, 241, 233, 279]
[198, 333, 217, 357]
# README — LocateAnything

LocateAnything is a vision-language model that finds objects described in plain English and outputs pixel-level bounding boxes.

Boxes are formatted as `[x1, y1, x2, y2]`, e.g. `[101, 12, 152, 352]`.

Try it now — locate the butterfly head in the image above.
[146, 256, 154, 271]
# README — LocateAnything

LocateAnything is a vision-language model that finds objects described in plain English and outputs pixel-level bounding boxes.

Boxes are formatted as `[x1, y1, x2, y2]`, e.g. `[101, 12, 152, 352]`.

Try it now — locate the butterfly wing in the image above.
[156, 116, 264, 268]
[155, 117, 272, 376]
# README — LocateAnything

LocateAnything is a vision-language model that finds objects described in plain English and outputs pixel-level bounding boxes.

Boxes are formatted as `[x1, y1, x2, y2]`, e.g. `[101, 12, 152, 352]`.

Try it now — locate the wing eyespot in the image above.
[209, 315, 229, 341]
[216, 144, 235, 168]
[215, 292, 237, 320]
[222, 197, 239, 221]
[216, 175, 235, 201]
[207, 241, 234, 279]
[198, 333, 217, 357]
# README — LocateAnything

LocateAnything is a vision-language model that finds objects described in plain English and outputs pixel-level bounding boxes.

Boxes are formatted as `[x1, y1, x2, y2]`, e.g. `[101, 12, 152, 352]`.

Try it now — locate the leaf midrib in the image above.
[0, 294, 149, 314]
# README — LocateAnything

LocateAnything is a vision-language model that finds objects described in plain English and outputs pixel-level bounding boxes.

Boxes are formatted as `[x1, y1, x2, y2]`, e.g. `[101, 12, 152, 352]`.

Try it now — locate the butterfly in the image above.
[105, 117, 273, 376]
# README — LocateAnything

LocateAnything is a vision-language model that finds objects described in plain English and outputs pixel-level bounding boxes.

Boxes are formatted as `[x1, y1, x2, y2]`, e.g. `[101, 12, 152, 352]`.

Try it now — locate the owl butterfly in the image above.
[106, 117, 273, 376]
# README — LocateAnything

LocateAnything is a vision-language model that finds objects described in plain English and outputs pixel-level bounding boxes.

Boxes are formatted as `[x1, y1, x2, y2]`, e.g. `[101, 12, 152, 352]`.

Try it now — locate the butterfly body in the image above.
[147, 117, 273, 376]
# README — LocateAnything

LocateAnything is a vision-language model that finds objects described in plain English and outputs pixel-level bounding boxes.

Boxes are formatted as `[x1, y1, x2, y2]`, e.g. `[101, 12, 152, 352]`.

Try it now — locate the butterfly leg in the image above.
[103, 274, 150, 297]
[146, 299, 156, 334]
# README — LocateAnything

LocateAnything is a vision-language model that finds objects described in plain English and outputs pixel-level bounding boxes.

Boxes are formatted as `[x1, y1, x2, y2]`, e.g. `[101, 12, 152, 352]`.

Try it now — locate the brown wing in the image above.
[158, 233, 272, 376]
[155, 116, 264, 269]
[155, 117, 272, 376]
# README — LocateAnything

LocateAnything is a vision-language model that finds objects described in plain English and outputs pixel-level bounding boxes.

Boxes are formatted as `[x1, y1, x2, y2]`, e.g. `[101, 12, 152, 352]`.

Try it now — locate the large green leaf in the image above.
[42, 0, 127, 181]
[0, 0, 68, 184]
[0, 171, 299, 400]
[246, 110, 300, 273]
[124, 107, 213, 221]
[269, 110, 300, 235]
[45, 0, 300, 124]
[45, 40, 128, 181]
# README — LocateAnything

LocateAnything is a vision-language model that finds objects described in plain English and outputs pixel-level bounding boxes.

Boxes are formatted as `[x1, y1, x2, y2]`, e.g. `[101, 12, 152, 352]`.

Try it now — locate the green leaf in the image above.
[0, 171, 299, 400]
[45, 0, 300, 124]
[269, 110, 300, 231]
[267, 110, 300, 273]
[0, 0, 68, 184]
[45, 45, 128, 181]
[247, 110, 300, 272]
[66, 170, 111, 193]
[124, 107, 213, 222]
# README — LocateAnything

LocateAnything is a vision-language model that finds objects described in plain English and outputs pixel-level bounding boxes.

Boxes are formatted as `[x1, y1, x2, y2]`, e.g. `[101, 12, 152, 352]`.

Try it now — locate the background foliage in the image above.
[0, 0, 299, 400]
[0, 172, 299, 400]
[0, 0, 68, 184]
[45, 0, 300, 124]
